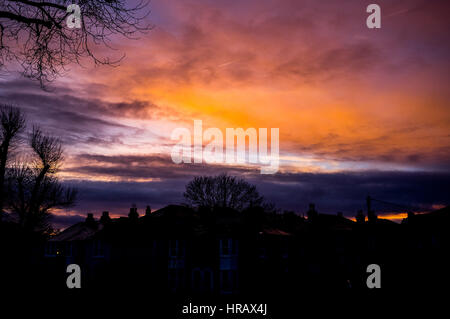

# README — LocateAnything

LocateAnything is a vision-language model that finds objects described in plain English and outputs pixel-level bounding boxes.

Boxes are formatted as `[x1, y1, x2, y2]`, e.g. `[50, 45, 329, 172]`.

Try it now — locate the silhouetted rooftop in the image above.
[50, 221, 101, 241]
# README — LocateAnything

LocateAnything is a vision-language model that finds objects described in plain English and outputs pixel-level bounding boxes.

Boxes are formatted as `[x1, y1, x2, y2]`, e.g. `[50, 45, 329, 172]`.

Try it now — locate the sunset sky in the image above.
[1, 0, 449, 227]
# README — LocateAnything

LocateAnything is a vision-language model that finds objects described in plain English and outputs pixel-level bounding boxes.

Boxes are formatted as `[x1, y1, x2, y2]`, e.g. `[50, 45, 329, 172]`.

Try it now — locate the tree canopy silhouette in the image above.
[0, 104, 25, 216]
[0, 0, 151, 86]
[0, 105, 76, 233]
[184, 174, 264, 211]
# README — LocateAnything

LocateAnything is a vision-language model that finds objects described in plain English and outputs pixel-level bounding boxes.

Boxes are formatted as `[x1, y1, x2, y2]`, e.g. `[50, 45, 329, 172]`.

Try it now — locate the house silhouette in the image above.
[32, 204, 450, 291]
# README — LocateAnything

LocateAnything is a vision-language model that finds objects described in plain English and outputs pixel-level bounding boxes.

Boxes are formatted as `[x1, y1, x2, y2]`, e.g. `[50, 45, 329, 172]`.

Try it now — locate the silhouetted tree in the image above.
[184, 174, 264, 211]
[0, 0, 151, 86]
[6, 126, 77, 233]
[0, 104, 25, 217]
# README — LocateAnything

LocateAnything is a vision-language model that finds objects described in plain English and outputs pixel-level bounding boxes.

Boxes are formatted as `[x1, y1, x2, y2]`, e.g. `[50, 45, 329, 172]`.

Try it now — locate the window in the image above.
[168, 269, 185, 291]
[221, 238, 230, 255]
[169, 240, 184, 257]
[219, 239, 237, 256]
[168, 269, 177, 290]
[281, 241, 289, 259]
[204, 270, 212, 292]
[44, 242, 57, 257]
[258, 247, 267, 259]
[65, 242, 73, 257]
[220, 269, 237, 293]
[192, 268, 213, 292]
[93, 240, 104, 257]
[193, 269, 202, 290]
[151, 240, 157, 256]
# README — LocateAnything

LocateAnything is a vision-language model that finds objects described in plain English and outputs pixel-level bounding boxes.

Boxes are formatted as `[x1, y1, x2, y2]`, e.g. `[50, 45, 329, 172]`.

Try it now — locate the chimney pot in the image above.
[100, 211, 111, 224]
[356, 210, 366, 224]
[85, 213, 96, 227]
[307, 203, 318, 221]
[128, 206, 139, 219]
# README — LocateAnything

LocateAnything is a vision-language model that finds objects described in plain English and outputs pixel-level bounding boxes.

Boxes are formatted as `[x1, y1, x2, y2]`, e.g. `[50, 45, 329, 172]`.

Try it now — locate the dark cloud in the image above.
[63, 153, 450, 217]
[59, 167, 450, 228]
[61, 179, 186, 217]
[0, 78, 165, 147]
[255, 170, 450, 214]
[0, 78, 158, 121]
[64, 153, 256, 180]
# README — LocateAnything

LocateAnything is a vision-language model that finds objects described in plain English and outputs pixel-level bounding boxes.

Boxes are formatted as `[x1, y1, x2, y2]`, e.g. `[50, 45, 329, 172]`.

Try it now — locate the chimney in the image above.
[356, 210, 366, 224]
[145, 205, 151, 217]
[128, 205, 139, 220]
[368, 210, 377, 223]
[307, 203, 318, 221]
[100, 211, 111, 224]
[85, 213, 96, 227]
[367, 195, 377, 223]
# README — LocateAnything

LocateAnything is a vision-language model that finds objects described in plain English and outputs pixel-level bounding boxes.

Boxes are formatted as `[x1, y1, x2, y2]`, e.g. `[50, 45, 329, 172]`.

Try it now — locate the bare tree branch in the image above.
[3, 114, 77, 234]
[0, 104, 25, 216]
[0, 0, 152, 87]
[0, 10, 52, 28]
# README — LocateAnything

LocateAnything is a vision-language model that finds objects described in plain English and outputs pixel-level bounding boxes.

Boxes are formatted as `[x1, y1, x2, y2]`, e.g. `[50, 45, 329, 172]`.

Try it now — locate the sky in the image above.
[0, 0, 449, 228]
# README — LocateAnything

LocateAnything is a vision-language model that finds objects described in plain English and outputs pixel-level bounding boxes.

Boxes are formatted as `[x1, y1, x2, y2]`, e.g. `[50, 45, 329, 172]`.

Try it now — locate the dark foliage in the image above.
[184, 173, 265, 211]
